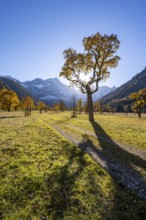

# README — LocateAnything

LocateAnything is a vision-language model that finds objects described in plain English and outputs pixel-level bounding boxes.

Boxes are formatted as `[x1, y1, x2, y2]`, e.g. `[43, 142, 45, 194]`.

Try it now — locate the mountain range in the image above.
[1, 67, 146, 108]
[0, 75, 115, 106]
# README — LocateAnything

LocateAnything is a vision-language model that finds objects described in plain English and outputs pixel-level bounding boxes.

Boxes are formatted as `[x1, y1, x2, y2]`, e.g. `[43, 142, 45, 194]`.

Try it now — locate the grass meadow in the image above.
[40, 111, 146, 150]
[0, 111, 146, 219]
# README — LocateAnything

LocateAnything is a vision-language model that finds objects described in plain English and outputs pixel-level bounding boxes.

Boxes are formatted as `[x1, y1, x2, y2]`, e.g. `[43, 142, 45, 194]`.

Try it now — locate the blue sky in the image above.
[0, 0, 146, 87]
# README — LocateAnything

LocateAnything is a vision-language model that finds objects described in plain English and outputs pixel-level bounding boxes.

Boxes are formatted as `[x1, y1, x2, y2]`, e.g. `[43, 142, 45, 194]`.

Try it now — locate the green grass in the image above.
[0, 111, 146, 219]
[43, 111, 146, 150]
[38, 112, 146, 189]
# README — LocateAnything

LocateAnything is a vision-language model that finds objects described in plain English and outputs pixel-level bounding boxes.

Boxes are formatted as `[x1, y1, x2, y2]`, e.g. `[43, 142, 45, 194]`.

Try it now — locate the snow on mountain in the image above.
[33, 84, 45, 89]
[21, 77, 116, 106]
[0, 75, 116, 106]
[41, 95, 59, 100]
[21, 78, 79, 106]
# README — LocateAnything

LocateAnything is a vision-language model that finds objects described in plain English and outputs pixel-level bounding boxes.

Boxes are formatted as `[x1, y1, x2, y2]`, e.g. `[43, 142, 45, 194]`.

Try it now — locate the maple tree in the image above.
[60, 32, 120, 121]
[0, 89, 20, 111]
[130, 88, 146, 118]
[37, 101, 46, 114]
[22, 96, 35, 116]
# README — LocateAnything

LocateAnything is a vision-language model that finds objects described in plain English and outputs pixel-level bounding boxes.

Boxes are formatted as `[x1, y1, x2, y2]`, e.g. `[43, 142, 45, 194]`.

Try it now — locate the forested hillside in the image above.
[0, 79, 9, 89]
[99, 67, 146, 104]
[0, 77, 36, 101]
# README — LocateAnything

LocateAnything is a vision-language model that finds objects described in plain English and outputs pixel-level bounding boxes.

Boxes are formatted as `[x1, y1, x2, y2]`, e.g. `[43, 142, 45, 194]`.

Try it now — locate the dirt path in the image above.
[60, 123, 146, 160]
[39, 117, 146, 201]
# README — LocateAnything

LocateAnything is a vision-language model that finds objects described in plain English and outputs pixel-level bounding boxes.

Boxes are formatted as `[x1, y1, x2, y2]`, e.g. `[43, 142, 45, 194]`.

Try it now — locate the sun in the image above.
[79, 73, 87, 82]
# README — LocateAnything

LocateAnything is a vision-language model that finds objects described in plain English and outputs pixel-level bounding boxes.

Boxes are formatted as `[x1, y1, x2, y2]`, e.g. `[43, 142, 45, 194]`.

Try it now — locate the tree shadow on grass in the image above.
[1, 145, 107, 219]
[86, 121, 146, 199]
[1, 140, 146, 219]
[76, 123, 146, 219]
[0, 115, 23, 119]
[45, 139, 146, 219]
[45, 147, 91, 219]
[0, 147, 85, 219]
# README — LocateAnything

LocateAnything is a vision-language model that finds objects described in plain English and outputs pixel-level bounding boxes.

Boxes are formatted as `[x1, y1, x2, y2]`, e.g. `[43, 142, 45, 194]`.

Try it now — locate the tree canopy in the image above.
[22, 96, 35, 116]
[37, 101, 46, 113]
[0, 89, 20, 111]
[129, 88, 146, 118]
[60, 32, 120, 121]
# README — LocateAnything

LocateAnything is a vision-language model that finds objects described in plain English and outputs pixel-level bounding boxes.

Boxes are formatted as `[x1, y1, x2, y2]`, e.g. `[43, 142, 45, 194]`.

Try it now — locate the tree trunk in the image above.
[138, 112, 141, 118]
[87, 92, 94, 122]
[71, 95, 77, 118]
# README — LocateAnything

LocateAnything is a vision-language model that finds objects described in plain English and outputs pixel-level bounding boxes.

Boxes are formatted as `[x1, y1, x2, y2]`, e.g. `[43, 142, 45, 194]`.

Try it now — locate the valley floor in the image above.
[0, 111, 146, 219]
[38, 112, 146, 201]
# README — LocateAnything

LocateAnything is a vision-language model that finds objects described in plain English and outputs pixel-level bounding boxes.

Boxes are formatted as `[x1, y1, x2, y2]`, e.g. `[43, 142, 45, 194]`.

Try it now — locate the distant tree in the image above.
[22, 96, 35, 116]
[71, 95, 77, 118]
[0, 89, 20, 111]
[139, 88, 146, 101]
[83, 99, 88, 114]
[123, 105, 129, 115]
[18, 101, 24, 110]
[60, 32, 120, 121]
[59, 100, 66, 111]
[0, 89, 5, 109]
[129, 88, 146, 118]
[76, 98, 83, 114]
[94, 101, 103, 114]
[111, 104, 117, 114]
[104, 103, 111, 113]
[53, 103, 60, 112]
[94, 101, 98, 112]
[44, 104, 49, 112]
[37, 101, 46, 114]
[131, 102, 143, 118]
[140, 88, 146, 113]
[105, 103, 117, 114]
